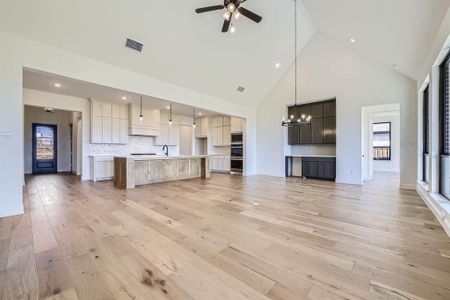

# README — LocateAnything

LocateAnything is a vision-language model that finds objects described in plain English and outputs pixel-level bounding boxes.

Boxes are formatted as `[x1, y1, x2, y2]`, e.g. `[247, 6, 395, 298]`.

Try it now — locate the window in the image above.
[440, 52, 450, 199]
[373, 122, 391, 160]
[423, 85, 429, 182]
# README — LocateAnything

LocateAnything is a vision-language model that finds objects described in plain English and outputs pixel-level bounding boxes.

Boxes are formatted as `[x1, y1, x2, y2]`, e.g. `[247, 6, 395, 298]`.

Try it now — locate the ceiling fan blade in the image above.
[195, 5, 225, 13]
[238, 7, 262, 23]
[222, 18, 231, 32]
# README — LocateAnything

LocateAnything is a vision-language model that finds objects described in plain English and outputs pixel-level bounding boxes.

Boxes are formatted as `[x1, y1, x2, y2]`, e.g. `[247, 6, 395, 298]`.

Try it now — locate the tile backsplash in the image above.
[89, 136, 179, 156]
[291, 144, 336, 156]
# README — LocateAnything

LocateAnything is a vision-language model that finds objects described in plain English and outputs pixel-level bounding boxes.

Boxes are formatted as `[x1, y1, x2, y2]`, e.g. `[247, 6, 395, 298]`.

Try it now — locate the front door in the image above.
[32, 123, 57, 174]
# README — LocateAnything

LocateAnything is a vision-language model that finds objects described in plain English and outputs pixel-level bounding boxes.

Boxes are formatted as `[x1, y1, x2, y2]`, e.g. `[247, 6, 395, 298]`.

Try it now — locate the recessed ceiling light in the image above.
[275, 63, 281, 69]
[53, 83, 61, 88]
[350, 38, 356, 43]
[153, 109, 158, 113]
[166, 105, 170, 109]
[198, 112, 203, 116]
[121, 96, 127, 100]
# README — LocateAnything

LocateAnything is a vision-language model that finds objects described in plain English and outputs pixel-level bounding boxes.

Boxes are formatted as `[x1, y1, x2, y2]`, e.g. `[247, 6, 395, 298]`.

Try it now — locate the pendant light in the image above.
[168, 103, 173, 126]
[281, 0, 311, 127]
[139, 96, 143, 122]
[192, 108, 196, 128]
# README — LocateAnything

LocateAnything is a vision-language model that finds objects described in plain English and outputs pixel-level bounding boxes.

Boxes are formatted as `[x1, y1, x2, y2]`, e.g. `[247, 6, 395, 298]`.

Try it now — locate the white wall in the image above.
[257, 33, 417, 186]
[24, 106, 72, 173]
[0, 29, 257, 217]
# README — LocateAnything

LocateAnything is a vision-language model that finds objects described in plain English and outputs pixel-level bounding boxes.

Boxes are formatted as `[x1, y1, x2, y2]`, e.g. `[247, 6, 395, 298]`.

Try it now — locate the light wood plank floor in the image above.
[1, 173, 449, 300]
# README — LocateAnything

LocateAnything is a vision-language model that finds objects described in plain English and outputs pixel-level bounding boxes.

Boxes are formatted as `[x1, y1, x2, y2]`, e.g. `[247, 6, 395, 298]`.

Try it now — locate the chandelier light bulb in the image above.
[290, 114, 294, 119]
[139, 115, 143, 122]
[227, 3, 236, 12]
[235, 12, 241, 20]
[230, 25, 236, 33]
[223, 11, 231, 20]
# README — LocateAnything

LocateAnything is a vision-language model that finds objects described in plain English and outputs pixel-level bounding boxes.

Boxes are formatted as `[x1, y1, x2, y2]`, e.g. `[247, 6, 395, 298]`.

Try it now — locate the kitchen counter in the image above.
[114, 155, 210, 189]
[115, 155, 210, 161]
[285, 155, 336, 180]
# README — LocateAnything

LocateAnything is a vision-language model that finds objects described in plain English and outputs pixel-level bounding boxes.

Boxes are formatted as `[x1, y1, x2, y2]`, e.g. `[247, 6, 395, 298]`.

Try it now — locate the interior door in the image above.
[32, 123, 57, 174]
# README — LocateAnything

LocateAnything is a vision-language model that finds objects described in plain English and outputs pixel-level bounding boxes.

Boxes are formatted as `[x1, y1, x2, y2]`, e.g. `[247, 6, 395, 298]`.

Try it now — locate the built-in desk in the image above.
[285, 155, 336, 181]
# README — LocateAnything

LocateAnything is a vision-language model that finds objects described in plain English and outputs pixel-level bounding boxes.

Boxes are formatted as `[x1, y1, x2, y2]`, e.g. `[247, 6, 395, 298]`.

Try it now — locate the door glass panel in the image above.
[36, 126, 55, 160]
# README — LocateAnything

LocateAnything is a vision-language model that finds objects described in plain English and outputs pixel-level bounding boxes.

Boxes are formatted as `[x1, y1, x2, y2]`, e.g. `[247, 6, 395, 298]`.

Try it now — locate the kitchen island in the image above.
[114, 155, 210, 189]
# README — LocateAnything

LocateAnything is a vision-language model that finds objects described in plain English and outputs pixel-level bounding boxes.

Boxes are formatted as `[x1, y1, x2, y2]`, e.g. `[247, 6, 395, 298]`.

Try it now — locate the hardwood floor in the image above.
[1, 172, 449, 299]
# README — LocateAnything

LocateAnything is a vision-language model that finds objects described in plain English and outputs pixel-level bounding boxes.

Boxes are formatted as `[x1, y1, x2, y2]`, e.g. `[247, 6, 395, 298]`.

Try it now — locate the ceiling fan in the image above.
[195, 0, 262, 33]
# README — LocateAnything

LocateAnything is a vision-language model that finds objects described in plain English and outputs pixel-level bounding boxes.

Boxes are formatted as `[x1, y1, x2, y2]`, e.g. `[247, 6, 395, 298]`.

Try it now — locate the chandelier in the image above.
[281, 0, 311, 127]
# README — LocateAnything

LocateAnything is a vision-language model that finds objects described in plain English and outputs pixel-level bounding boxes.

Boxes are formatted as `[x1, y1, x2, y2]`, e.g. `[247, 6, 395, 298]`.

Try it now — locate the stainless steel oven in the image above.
[230, 157, 243, 174]
[231, 144, 243, 157]
[231, 133, 243, 145]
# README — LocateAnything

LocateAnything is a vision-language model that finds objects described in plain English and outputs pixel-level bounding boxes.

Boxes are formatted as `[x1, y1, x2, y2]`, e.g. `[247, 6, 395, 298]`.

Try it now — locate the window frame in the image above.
[440, 52, 450, 156]
[372, 121, 391, 161]
[423, 85, 429, 183]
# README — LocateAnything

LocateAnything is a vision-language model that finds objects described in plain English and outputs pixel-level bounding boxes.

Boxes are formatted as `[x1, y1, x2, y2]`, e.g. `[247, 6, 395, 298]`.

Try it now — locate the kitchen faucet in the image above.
[162, 145, 168, 156]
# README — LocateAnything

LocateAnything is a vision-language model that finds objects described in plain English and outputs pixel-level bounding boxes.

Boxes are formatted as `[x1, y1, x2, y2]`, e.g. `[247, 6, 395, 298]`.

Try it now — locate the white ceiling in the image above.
[2, 0, 448, 107]
[0, 0, 314, 108]
[23, 69, 220, 117]
[302, 0, 450, 79]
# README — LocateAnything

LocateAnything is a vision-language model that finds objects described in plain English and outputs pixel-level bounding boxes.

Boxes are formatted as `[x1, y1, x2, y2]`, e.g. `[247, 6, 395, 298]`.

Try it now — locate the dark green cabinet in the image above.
[310, 103, 323, 118]
[323, 101, 336, 117]
[287, 106, 300, 144]
[287, 99, 336, 145]
[299, 126, 311, 144]
[311, 119, 324, 144]
[323, 117, 336, 144]
[302, 157, 336, 180]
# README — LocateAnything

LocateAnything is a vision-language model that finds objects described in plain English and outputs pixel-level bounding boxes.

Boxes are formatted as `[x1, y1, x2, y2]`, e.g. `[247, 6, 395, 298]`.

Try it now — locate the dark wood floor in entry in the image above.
[1, 173, 449, 299]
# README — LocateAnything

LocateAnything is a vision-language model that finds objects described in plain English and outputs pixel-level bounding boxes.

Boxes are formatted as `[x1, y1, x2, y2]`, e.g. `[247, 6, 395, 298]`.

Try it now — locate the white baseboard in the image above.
[399, 183, 416, 190]
[335, 177, 362, 185]
[416, 183, 450, 238]
[0, 207, 24, 218]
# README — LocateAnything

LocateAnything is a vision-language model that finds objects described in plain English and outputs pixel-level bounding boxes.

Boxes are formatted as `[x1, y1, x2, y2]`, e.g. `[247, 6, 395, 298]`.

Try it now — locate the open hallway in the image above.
[1, 173, 449, 299]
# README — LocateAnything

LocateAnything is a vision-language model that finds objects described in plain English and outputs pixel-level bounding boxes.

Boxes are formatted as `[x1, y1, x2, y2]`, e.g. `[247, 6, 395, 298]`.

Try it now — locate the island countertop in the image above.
[114, 155, 210, 189]
[113, 155, 210, 161]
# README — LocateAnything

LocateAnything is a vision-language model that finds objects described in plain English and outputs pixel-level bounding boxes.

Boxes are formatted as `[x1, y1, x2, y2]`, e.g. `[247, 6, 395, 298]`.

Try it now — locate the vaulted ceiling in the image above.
[301, 0, 450, 79]
[0, 0, 449, 108]
[0, 0, 315, 108]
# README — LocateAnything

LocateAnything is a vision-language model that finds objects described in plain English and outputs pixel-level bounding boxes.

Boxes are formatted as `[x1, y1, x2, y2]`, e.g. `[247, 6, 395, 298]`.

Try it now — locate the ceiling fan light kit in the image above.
[195, 0, 262, 33]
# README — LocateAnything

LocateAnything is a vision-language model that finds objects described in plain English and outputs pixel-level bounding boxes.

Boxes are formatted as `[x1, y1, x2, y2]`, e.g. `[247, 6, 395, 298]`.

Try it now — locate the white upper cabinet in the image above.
[211, 115, 231, 146]
[128, 104, 160, 136]
[223, 116, 231, 127]
[195, 117, 208, 138]
[212, 127, 223, 146]
[231, 117, 244, 133]
[91, 100, 128, 144]
[155, 124, 180, 146]
[212, 116, 223, 128]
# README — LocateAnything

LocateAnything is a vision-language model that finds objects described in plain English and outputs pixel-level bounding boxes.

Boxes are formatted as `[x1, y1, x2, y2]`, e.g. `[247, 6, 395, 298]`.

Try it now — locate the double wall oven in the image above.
[230, 133, 243, 174]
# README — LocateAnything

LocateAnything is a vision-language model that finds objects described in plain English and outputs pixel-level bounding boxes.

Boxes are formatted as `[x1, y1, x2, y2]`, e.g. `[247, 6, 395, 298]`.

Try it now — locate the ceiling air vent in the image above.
[125, 38, 143, 53]
[237, 86, 245, 92]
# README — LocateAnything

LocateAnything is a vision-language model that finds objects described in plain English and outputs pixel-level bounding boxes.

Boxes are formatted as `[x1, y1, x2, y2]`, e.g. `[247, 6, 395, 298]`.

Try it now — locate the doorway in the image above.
[32, 123, 57, 174]
[361, 104, 400, 183]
